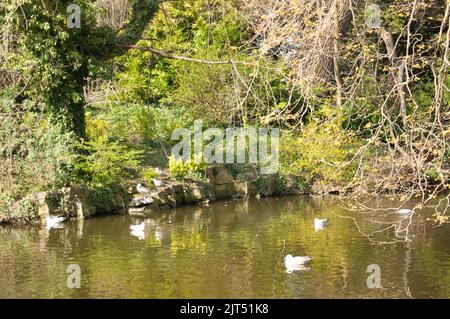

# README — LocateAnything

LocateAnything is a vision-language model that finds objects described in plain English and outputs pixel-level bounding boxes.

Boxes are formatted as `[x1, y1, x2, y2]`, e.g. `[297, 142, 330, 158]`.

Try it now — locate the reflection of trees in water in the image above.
[0, 225, 70, 298]
[283, 272, 310, 298]
[403, 240, 413, 298]
[1, 196, 450, 298]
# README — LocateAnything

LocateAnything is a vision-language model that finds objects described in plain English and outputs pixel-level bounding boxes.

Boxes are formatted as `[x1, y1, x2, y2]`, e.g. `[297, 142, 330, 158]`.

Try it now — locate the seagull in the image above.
[285, 254, 312, 273]
[45, 215, 66, 230]
[152, 179, 163, 187]
[314, 218, 329, 231]
[398, 209, 413, 215]
[285, 254, 312, 267]
[136, 183, 150, 194]
[130, 221, 145, 232]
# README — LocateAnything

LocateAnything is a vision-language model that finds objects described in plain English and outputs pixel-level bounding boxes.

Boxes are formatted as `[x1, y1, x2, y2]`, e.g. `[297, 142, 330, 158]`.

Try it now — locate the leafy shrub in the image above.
[294, 176, 310, 193]
[169, 158, 189, 180]
[143, 167, 158, 184]
[280, 116, 358, 188]
[74, 136, 142, 186]
[0, 194, 37, 224]
[254, 177, 269, 196]
[87, 101, 194, 148]
[0, 97, 76, 197]
[169, 156, 207, 180]
[146, 106, 195, 145]
[86, 113, 108, 141]
[88, 183, 128, 215]
[135, 106, 156, 142]
[274, 175, 287, 195]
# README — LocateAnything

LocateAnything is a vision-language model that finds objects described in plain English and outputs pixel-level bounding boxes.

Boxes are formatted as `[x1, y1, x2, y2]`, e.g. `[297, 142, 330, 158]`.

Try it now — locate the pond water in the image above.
[1, 196, 449, 298]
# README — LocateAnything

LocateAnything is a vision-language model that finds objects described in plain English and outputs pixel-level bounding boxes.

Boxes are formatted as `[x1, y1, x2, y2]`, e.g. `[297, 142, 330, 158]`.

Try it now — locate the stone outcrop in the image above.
[125, 165, 284, 217]
[206, 166, 236, 199]
[28, 165, 283, 222]
[29, 185, 97, 220]
[128, 180, 214, 217]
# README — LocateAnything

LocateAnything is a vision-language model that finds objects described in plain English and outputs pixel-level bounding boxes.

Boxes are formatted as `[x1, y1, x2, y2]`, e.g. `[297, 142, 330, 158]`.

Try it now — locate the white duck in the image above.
[398, 209, 413, 215]
[136, 183, 150, 194]
[284, 255, 312, 268]
[45, 215, 66, 230]
[285, 254, 313, 273]
[314, 218, 329, 231]
[152, 179, 163, 187]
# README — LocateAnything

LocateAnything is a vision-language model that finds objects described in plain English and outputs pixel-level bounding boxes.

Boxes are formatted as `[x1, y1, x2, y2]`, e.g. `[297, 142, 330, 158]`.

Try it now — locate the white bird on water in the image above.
[45, 215, 65, 230]
[285, 254, 312, 266]
[136, 183, 150, 194]
[314, 218, 329, 231]
[285, 254, 313, 273]
[398, 209, 413, 215]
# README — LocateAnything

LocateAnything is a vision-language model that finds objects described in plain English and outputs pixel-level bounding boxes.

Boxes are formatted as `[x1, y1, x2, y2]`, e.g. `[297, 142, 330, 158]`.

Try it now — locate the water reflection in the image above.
[0, 196, 449, 298]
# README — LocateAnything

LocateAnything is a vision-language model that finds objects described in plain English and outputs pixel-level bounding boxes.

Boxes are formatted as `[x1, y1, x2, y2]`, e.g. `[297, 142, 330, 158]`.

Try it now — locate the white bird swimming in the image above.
[136, 183, 150, 194]
[152, 179, 163, 187]
[45, 215, 66, 230]
[398, 209, 413, 215]
[285, 254, 313, 273]
[314, 218, 329, 231]
[285, 254, 312, 266]
[130, 221, 145, 232]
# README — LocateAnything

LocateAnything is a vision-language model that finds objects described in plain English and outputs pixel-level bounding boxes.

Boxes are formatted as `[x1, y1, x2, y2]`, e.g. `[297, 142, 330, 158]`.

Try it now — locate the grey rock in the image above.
[130, 196, 154, 207]
[213, 167, 234, 185]
[29, 185, 97, 220]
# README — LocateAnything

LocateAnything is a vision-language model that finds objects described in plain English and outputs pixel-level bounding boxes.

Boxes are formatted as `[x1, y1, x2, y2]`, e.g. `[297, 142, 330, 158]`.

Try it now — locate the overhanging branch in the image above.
[120, 45, 259, 67]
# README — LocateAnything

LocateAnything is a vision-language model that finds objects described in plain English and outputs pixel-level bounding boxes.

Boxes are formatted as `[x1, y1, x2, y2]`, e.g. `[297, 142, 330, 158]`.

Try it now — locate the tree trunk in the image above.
[380, 28, 408, 127]
[333, 0, 343, 108]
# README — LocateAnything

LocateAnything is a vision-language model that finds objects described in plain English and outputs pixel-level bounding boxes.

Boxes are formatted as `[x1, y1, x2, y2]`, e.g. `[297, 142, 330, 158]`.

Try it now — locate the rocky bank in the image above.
[29, 166, 292, 222]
